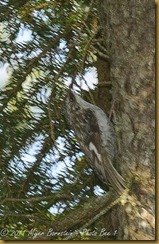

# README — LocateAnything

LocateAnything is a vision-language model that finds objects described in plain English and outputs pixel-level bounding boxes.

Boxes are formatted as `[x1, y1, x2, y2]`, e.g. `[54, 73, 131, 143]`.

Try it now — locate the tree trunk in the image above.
[97, 0, 155, 240]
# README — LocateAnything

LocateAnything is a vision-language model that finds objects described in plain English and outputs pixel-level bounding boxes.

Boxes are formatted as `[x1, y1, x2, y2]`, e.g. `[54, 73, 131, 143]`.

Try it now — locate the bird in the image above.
[64, 90, 126, 194]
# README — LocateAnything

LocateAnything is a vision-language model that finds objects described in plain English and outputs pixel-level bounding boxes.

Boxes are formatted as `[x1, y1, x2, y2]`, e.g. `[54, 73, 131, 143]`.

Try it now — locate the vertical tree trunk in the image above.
[97, 0, 155, 240]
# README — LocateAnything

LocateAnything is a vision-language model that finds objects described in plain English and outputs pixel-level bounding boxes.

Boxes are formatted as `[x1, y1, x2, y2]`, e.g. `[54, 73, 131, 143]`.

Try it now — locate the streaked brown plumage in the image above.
[64, 90, 126, 194]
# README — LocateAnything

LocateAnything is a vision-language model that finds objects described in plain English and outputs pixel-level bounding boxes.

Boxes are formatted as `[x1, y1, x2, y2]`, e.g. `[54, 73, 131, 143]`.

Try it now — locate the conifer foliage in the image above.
[0, 0, 107, 240]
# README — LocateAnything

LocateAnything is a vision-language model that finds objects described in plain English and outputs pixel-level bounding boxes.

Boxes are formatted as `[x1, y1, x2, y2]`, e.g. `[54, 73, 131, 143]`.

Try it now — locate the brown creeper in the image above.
[64, 90, 126, 194]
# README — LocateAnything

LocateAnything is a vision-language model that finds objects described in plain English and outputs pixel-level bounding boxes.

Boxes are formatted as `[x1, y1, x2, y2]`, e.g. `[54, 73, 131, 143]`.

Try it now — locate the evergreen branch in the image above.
[18, 136, 51, 197]
[0, 194, 74, 204]
[64, 194, 120, 240]
[79, 27, 100, 74]
[48, 100, 56, 143]
[0, 33, 63, 113]
[49, 192, 117, 234]
[90, 44, 109, 61]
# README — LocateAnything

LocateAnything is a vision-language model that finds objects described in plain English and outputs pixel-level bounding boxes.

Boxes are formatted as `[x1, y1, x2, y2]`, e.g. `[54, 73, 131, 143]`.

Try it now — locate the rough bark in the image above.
[95, 57, 112, 114]
[97, 0, 155, 240]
